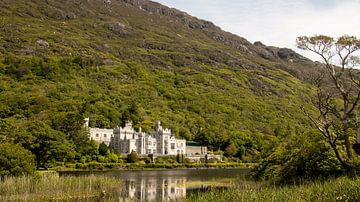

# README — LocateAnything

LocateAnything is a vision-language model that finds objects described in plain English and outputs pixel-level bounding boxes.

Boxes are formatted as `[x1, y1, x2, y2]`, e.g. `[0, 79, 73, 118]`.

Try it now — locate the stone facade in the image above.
[85, 118, 189, 156]
[186, 146, 208, 155]
[85, 118, 113, 146]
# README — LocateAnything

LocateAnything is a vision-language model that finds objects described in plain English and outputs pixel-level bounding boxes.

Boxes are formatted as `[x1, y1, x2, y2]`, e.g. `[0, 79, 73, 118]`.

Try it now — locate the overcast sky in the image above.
[154, 0, 360, 61]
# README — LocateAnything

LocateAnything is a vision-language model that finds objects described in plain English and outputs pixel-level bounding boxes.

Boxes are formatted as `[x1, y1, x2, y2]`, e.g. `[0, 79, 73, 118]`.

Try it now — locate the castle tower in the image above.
[155, 120, 162, 132]
[84, 117, 90, 128]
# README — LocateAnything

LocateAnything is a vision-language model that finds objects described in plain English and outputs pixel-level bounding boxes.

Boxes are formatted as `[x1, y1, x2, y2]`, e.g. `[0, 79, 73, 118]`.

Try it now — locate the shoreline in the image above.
[50, 162, 256, 172]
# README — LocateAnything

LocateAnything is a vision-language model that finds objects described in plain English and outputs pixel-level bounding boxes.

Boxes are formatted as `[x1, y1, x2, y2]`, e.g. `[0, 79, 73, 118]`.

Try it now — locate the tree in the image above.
[297, 35, 360, 176]
[98, 142, 109, 156]
[126, 150, 139, 163]
[0, 143, 35, 176]
[16, 120, 76, 168]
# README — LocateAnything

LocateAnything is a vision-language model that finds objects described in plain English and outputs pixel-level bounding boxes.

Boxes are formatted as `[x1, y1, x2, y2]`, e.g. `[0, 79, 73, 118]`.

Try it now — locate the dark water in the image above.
[60, 168, 250, 201]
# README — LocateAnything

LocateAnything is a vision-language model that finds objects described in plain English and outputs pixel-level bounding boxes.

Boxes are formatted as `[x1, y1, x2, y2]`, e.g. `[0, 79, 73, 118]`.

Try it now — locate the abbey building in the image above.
[84, 118, 188, 156]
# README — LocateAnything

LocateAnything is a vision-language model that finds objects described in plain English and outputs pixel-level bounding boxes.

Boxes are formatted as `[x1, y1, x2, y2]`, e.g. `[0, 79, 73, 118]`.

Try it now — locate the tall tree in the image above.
[0, 143, 35, 176]
[297, 35, 360, 176]
[16, 120, 76, 168]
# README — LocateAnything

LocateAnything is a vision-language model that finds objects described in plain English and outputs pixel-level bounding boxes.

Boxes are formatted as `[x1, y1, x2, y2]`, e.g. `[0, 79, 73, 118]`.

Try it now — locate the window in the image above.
[148, 149, 152, 154]
[96, 133, 99, 137]
[171, 143, 175, 150]
[104, 134, 107, 138]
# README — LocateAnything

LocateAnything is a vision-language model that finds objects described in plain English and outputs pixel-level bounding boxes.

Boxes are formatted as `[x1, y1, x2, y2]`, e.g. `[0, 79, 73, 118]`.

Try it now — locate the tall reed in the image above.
[184, 177, 360, 202]
[0, 172, 121, 201]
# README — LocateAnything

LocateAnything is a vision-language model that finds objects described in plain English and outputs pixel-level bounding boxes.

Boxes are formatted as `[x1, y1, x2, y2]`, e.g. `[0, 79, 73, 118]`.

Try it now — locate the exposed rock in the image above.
[103, 58, 114, 65]
[104, 22, 128, 35]
[277, 48, 296, 60]
[36, 39, 49, 47]
[254, 41, 265, 47]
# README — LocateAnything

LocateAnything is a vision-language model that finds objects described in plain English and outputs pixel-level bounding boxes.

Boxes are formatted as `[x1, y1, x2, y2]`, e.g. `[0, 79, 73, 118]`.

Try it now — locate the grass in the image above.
[184, 177, 360, 202]
[0, 172, 122, 201]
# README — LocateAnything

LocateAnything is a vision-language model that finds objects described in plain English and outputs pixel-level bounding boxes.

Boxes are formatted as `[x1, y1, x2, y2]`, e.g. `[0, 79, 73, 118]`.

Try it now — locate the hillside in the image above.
[0, 0, 320, 161]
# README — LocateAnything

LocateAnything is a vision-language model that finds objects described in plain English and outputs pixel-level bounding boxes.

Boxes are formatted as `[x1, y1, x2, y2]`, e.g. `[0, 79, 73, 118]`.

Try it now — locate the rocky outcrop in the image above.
[120, 0, 309, 63]
[104, 22, 129, 35]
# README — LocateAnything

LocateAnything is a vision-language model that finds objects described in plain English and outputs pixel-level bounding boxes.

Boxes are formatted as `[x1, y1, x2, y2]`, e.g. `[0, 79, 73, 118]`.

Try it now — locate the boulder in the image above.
[36, 39, 49, 47]
[104, 22, 128, 35]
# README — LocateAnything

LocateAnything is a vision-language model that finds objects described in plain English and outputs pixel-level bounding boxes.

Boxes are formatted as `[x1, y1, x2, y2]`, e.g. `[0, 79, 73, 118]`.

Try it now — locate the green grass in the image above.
[184, 177, 360, 202]
[0, 172, 122, 201]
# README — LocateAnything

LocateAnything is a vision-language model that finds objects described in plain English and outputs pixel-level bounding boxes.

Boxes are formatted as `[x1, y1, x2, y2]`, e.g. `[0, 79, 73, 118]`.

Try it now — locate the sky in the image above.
[154, 0, 360, 61]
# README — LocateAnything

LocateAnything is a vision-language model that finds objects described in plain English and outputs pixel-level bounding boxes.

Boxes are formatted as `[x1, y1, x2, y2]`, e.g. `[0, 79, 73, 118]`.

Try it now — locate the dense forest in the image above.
[0, 0, 351, 182]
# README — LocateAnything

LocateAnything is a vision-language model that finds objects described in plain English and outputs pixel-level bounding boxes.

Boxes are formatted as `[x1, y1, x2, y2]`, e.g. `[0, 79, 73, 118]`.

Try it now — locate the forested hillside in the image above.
[0, 0, 334, 176]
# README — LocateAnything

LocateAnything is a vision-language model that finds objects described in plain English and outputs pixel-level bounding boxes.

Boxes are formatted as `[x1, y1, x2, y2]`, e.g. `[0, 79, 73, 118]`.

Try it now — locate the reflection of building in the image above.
[85, 119, 188, 156]
[123, 177, 186, 201]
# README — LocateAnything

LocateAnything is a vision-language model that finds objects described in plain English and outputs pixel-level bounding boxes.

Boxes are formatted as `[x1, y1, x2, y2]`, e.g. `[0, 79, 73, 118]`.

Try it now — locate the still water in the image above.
[60, 168, 250, 201]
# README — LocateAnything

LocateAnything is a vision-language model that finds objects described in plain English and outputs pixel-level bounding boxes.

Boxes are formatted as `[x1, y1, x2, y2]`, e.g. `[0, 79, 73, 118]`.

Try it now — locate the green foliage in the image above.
[176, 154, 185, 163]
[98, 142, 109, 156]
[15, 120, 76, 168]
[126, 151, 139, 163]
[0, 0, 343, 181]
[0, 143, 35, 176]
[107, 153, 119, 163]
[252, 131, 342, 184]
[185, 177, 360, 202]
[0, 173, 122, 201]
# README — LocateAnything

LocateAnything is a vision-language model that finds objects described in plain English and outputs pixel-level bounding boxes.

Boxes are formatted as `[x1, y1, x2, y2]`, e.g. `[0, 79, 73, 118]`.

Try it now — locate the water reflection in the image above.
[117, 169, 249, 201]
[60, 168, 250, 201]
[124, 177, 186, 201]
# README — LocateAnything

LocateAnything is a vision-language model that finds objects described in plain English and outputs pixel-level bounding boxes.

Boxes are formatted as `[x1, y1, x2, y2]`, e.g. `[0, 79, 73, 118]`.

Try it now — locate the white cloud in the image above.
[154, 0, 360, 61]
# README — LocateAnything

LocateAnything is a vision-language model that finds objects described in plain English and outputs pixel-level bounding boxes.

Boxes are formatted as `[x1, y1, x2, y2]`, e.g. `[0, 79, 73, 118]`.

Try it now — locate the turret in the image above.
[84, 117, 90, 128]
[155, 120, 162, 132]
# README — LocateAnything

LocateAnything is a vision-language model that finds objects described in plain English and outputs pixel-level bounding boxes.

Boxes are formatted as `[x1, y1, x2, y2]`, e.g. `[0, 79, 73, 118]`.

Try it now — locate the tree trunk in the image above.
[343, 128, 352, 159]
[346, 164, 357, 178]
[329, 139, 357, 177]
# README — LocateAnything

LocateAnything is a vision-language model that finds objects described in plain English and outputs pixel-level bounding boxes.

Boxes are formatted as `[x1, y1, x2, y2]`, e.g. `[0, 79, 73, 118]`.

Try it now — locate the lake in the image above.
[60, 168, 251, 201]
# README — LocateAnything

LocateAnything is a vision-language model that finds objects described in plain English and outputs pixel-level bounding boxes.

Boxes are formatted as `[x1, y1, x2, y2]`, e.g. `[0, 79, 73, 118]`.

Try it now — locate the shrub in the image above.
[97, 156, 107, 163]
[0, 143, 35, 177]
[98, 142, 109, 156]
[107, 153, 118, 163]
[126, 151, 139, 163]
[155, 157, 164, 164]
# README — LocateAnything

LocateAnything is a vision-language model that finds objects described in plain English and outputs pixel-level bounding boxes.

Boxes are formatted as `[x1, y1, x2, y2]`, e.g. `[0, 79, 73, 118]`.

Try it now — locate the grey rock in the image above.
[104, 22, 128, 35]
[36, 39, 49, 47]
[103, 59, 114, 65]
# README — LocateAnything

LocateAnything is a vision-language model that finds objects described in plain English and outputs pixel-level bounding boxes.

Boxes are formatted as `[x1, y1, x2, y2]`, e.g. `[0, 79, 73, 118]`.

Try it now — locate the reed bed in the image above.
[0, 172, 122, 201]
[185, 177, 360, 202]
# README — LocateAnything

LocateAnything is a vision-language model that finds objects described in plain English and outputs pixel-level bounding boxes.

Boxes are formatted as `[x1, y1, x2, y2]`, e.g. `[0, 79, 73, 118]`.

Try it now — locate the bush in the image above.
[207, 158, 218, 163]
[126, 151, 139, 163]
[252, 132, 342, 184]
[97, 156, 107, 163]
[155, 157, 164, 164]
[98, 142, 109, 156]
[0, 143, 35, 176]
[107, 153, 118, 163]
